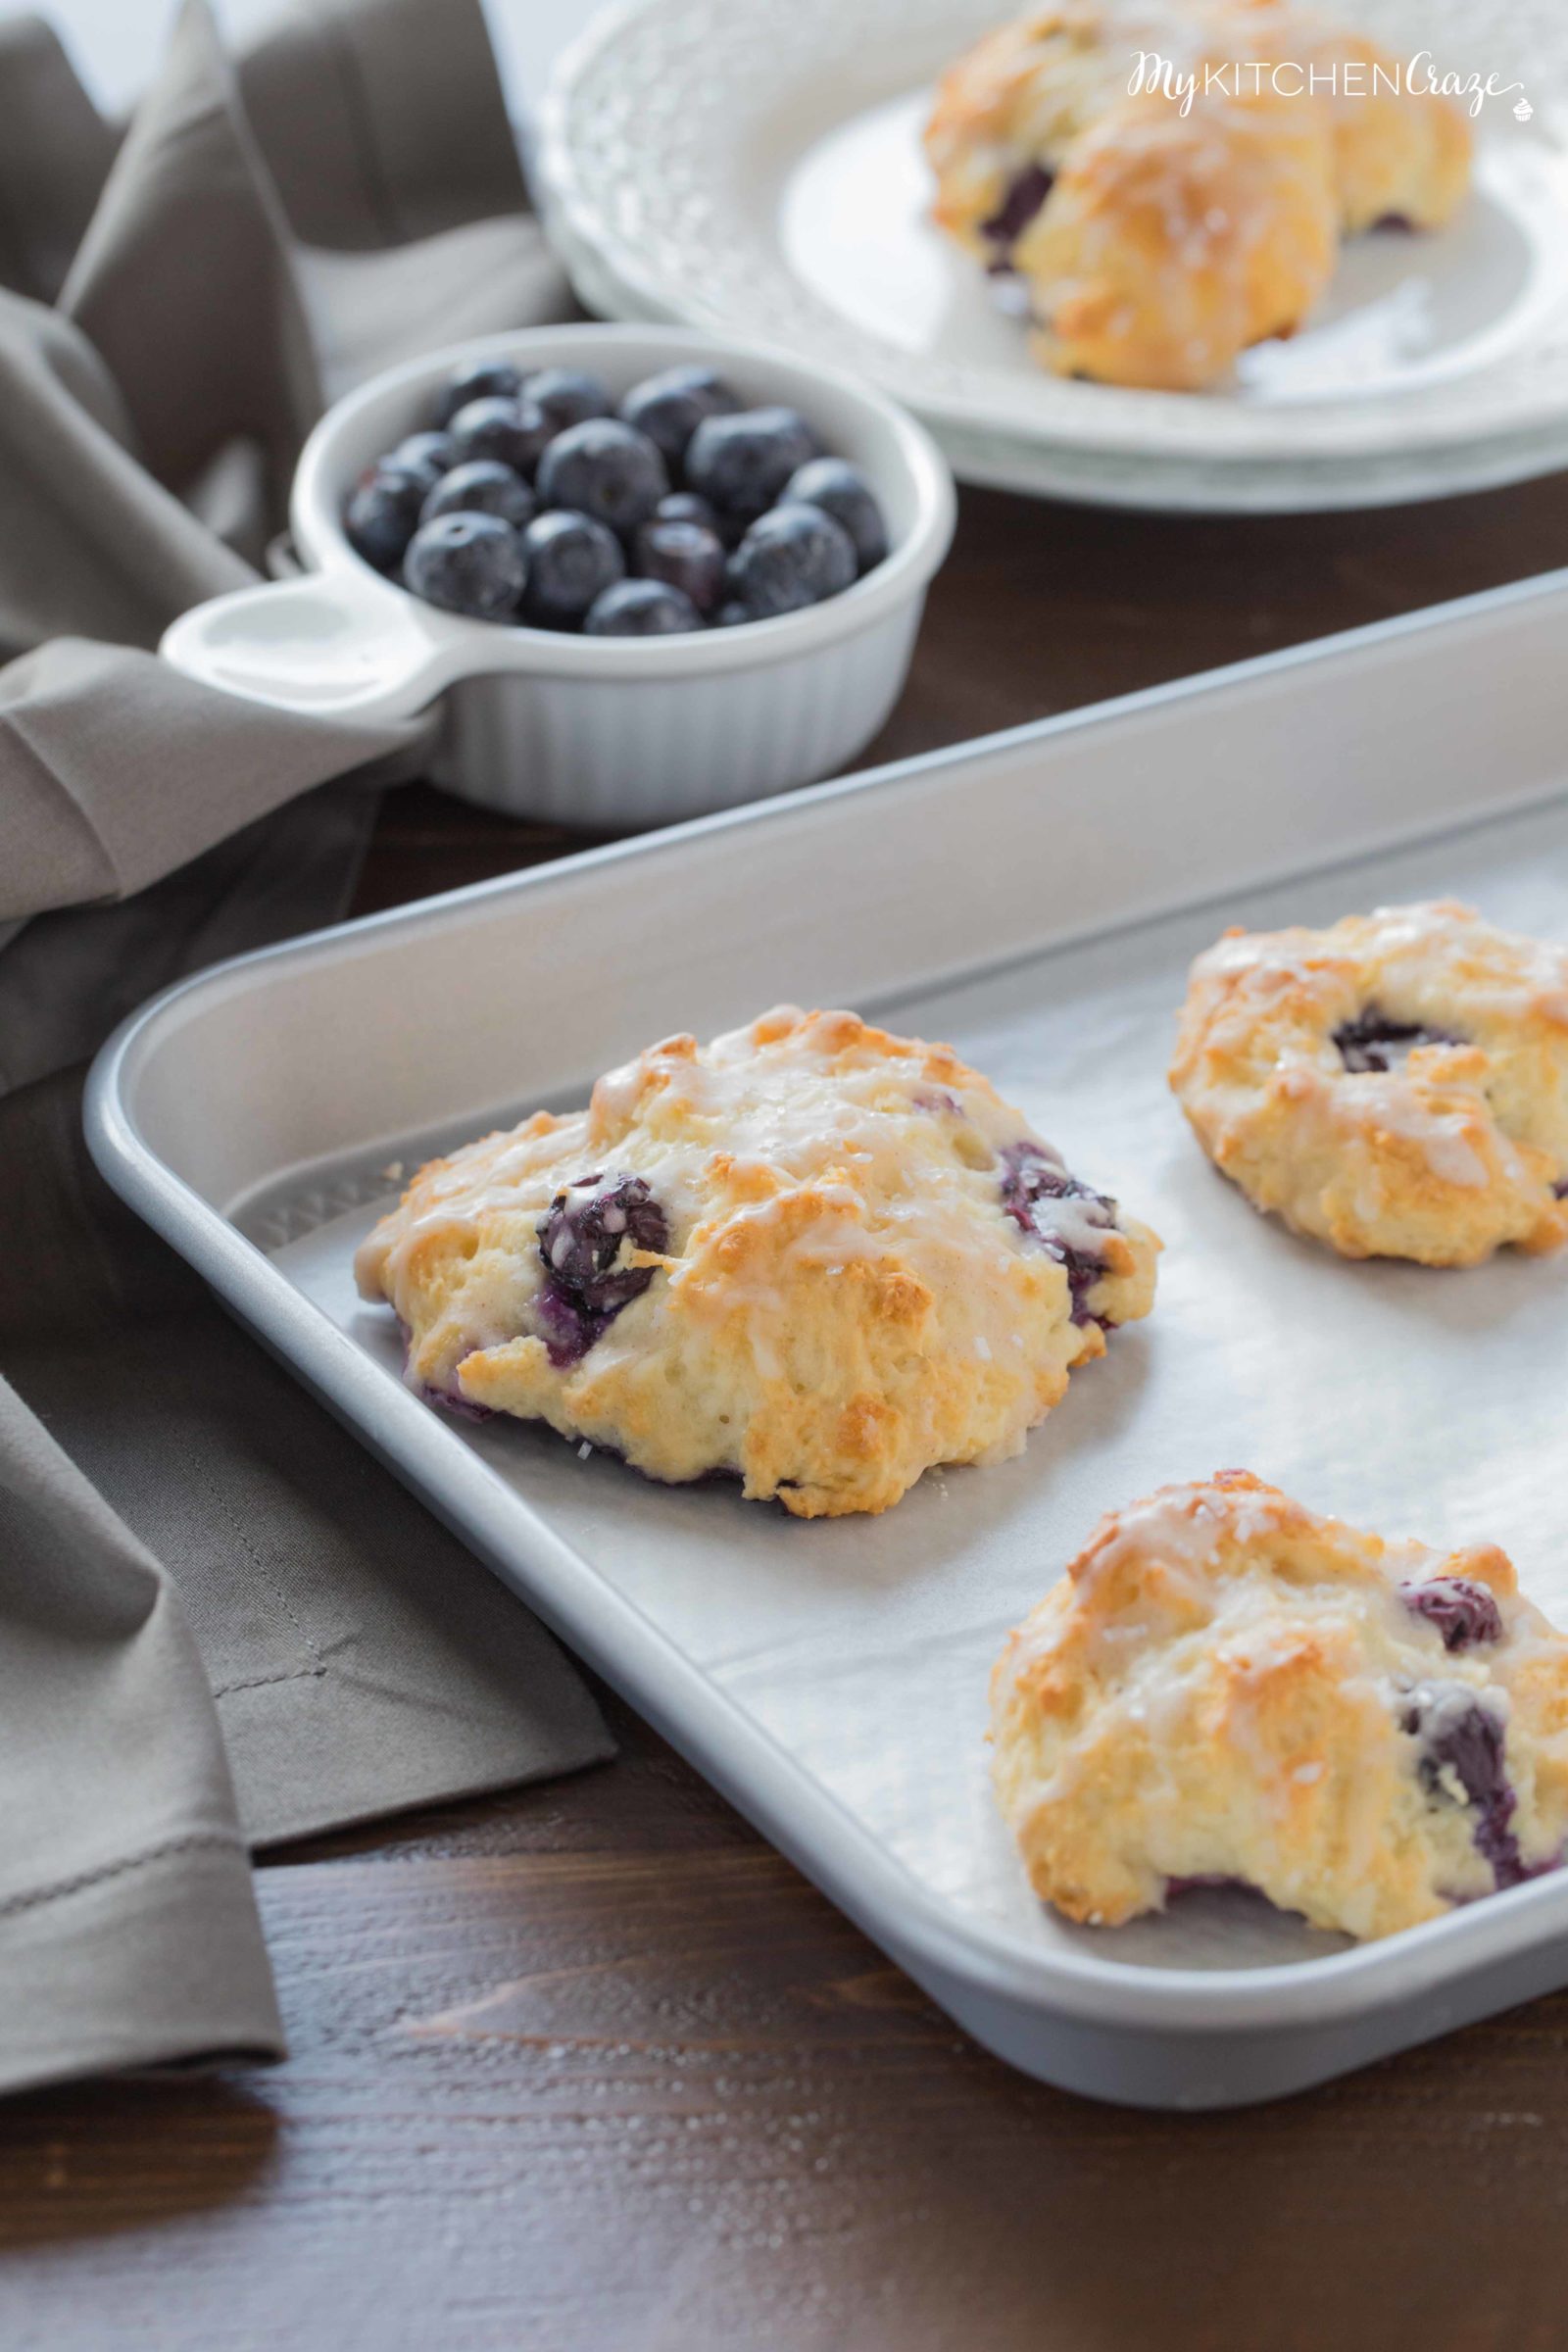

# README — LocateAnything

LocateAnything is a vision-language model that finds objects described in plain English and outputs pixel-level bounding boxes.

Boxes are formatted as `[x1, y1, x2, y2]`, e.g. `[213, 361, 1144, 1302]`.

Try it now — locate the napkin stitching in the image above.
[0, 1830, 246, 1919]
[189, 1450, 328, 1680]
[215, 1663, 326, 1698]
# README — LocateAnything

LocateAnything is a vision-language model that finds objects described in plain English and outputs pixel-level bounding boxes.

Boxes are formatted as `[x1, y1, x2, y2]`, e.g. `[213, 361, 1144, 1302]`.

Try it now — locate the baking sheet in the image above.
[270, 790, 1568, 1977]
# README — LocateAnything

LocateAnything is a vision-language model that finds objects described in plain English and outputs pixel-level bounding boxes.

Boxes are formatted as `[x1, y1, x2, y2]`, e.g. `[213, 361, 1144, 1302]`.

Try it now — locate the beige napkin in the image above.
[0, 0, 612, 2100]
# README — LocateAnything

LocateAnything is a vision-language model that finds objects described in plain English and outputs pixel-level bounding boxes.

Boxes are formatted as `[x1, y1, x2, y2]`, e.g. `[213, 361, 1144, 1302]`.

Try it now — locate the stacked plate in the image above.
[536, 0, 1568, 512]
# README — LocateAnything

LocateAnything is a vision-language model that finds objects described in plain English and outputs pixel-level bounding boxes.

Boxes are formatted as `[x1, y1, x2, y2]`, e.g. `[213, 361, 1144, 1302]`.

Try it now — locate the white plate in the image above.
[537, 0, 1568, 511]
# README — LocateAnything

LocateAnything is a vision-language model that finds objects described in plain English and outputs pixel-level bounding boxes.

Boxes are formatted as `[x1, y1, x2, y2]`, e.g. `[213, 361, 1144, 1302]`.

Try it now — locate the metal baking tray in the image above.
[89, 568, 1568, 2109]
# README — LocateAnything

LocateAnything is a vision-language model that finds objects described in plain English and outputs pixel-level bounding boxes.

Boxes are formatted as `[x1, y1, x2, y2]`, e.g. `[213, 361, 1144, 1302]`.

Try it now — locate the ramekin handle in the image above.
[160, 569, 472, 724]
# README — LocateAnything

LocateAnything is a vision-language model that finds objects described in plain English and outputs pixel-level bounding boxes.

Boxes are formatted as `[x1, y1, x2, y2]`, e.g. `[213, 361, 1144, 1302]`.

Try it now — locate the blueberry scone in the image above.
[354, 1007, 1160, 1517]
[925, 0, 1183, 253]
[991, 1471, 1568, 1940]
[1006, 83, 1339, 391]
[1285, 14, 1471, 236]
[1169, 902, 1568, 1265]
[924, 2, 1471, 390]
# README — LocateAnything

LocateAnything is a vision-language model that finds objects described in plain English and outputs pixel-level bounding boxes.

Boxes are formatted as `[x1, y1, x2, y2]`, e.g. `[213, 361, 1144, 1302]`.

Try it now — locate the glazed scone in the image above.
[924, 0, 1184, 265]
[1169, 902, 1568, 1264]
[1012, 84, 1338, 390]
[990, 1471, 1568, 1941]
[354, 1007, 1160, 1518]
[924, 1, 1471, 389]
[1280, 16, 1471, 234]
[1201, 3, 1471, 235]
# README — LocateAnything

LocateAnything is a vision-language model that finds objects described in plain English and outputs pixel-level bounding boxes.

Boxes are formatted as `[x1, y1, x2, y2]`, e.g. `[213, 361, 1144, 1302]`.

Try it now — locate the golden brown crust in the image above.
[991, 1473, 1568, 1940]
[925, 3, 1159, 257]
[1017, 85, 1338, 391]
[355, 1006, 1160, 1518]
[1169, 901, 1568, 1264]
[1287, 19, 1472, 232]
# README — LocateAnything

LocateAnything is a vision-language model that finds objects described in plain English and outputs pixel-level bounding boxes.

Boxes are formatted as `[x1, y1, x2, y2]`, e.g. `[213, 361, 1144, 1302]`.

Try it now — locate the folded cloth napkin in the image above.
[0, 0, 612, 2099]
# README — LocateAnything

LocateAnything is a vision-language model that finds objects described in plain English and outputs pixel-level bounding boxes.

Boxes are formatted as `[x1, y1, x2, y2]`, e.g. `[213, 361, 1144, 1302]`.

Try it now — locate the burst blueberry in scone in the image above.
[354, 1007, 1160, 1517]
[1169, 901, 1568, 1265]
[990, 1472, 1568, 1940]
[923, 1, 1471, 391]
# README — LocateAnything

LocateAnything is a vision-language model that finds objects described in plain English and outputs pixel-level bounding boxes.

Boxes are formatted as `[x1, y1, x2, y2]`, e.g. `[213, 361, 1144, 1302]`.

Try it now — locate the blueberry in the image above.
[403, 513, 525, 620]
[632, 517, 727, 613]
[998, 1139, 1116, 1326]
[535, 1172, 668, 1363]
[517, 510, 624, 629]
[780, 457, 889, 573]
[981, 163, 1054, 252]
[667, 366, 739, 415]
[711, 601, 751, 627]
[617, 381, 708, 474]
[1400, 1577, 1503, 1653]
[387, 430, 458, 496]
[584, 579, 702, 636]
[656, 490, 717, 526]
[540, 1171, 669, 1306]
[1399, 1685, 1525, 1886]
[618, 365, 740, 469]
[658, 489, 746, 553]
[420, 460, 536, 531]
[433, 357, 523, 427]
[727, 504, 856, 618]
[522, 367, 613, 435]
[685, 405, 821, 523]
[344, 462, 427, 571]
[531, 1284, 603, 1368]
[1335, 1009, 1464, 1073]
[536, 419, 668, 537]
[448, 396, 554, 479]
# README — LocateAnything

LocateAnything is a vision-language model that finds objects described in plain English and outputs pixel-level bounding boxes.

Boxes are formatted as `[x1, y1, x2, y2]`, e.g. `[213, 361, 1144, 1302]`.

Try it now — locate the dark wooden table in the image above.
[8, 476, 1568, 2351]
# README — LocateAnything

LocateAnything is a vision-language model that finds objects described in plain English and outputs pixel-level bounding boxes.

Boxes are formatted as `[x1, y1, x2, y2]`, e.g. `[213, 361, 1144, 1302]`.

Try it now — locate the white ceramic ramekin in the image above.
[160, 323, 956, 829]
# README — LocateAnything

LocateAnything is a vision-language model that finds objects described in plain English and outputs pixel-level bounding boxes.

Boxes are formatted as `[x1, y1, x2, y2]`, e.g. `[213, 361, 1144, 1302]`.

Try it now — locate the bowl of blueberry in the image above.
[161, 325, 956, 828]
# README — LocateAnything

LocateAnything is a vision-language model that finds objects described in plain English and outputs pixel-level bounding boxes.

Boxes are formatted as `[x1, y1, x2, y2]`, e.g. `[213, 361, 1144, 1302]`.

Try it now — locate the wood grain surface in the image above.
[9, 471, 1568, 2350]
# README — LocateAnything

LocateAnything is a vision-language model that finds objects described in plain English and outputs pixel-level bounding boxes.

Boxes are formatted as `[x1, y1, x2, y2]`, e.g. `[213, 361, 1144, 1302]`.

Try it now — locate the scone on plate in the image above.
[991, 1471, 1568, 1941]
[925, 0, 1179, 261]
[1170, 901, 1568, 1264]
[1198, 2, 1472, 236]
[924, 0, 1472, 390]
[1282, 14, 1473, 234]
[355, 1007, 1160, 1518]
[1011, 83, 1339, 391]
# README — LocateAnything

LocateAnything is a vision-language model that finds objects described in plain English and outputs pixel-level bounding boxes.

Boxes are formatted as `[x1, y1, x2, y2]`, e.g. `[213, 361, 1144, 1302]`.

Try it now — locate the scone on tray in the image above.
[355, 1006, 1160, 1518]
[990, 1472, 1568, 1941]
[923, 1, 1472, 391]
[1169, 901, 1568, 1265]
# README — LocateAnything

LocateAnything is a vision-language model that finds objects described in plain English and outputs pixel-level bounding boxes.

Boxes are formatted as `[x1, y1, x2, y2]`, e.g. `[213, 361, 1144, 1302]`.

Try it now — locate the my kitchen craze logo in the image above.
[1128, 51, 1530, 119]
